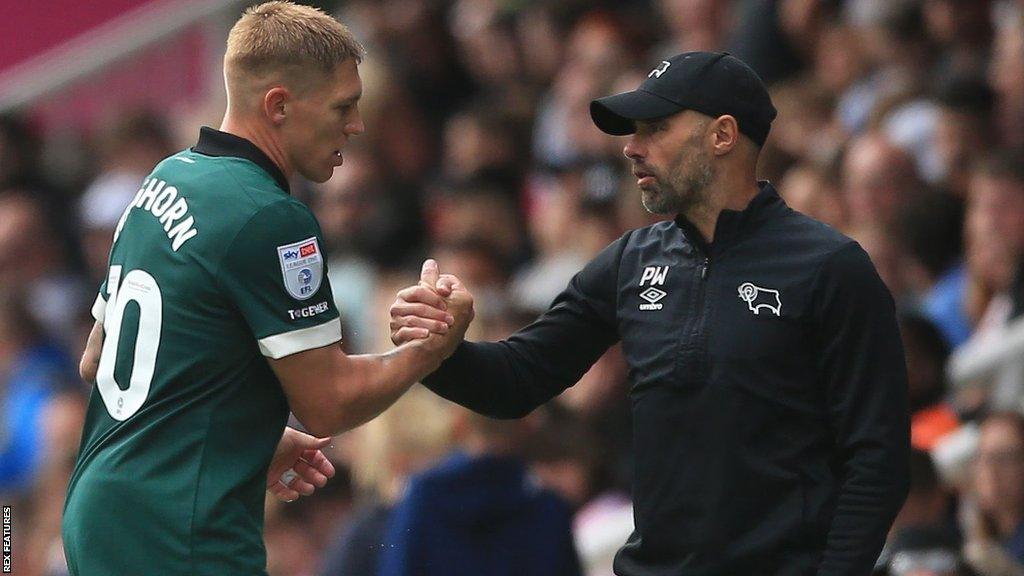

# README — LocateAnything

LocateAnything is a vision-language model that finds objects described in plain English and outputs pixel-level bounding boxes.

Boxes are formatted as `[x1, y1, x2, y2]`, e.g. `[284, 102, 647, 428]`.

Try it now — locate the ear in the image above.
[263, 87, 290, 126]
[710, 115, 740, 156]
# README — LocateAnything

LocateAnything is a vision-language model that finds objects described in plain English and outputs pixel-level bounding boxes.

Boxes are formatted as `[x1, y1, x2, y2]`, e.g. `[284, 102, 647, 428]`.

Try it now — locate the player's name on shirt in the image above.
[114, 176, 198, 251]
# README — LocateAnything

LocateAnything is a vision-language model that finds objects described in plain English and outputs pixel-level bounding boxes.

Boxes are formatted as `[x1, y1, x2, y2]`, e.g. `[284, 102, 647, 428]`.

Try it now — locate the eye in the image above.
[636, 121, 667, 136]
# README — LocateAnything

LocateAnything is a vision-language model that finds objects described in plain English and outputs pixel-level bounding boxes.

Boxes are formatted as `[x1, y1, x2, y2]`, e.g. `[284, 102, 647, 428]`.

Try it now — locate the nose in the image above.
[623, 135, 644, 161]
[346, 110, 365, 137]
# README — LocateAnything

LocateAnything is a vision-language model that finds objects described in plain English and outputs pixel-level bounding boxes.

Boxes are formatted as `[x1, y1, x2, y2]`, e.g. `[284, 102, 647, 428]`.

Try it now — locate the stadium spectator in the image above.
[841, 131, 924, 228]
[878, 526, 970, 576]
[0, 192, 88, 347]
[77, 111, 175, 283]
[895, 194, 967, 345]
[528, 405, 632, 576]
[378, 406, 581, 576]
[931, 75, 996, 197]
[779, 163, 847, 227]
[319, 388, 454, 576]
[531, 13, 629, 170]
[511, 169, 604, 314]
[989, 4, 1024, 148]
[425, 181, 524, 268]
[921, 0, 992, 79]
[0, 289, 85, 576]
[726, 0, 819, 84]
[962, 412, 1024, 574]
[653, 0, 731, 56]
[766, 79, 843, 174]
[900, 314, 960, 451]
[958, 150, 1024, 411]
[892, 450, 959, 539]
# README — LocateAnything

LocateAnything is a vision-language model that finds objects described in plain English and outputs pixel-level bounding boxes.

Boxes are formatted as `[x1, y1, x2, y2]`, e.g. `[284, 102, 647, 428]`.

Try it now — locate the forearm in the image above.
[410, 235, 625, 420]
[290, 340, 441, 437]
[422, 340, 580, 419]
[332, 343, 440, 431]
[79, 320, 103, 382]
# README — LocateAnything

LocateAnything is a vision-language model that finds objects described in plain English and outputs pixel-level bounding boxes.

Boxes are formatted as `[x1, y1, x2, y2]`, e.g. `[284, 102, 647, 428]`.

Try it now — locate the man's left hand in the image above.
[267, 427, 336, 502]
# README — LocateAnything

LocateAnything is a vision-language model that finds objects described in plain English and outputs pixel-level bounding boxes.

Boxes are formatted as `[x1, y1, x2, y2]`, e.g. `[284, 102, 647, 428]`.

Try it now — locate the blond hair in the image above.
[350, 387, 455, 503]
[225, 1, 365, 95]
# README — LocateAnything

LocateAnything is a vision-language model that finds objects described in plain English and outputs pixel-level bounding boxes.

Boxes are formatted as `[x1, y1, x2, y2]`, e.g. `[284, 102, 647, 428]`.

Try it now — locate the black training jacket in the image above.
[423, 182, 910, 576]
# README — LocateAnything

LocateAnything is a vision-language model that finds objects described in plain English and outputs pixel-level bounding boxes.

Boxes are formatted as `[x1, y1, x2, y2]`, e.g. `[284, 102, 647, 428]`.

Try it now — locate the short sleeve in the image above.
[92, 265, 118, 321]
[216, 200, 342, 359]
[91, 292, 107, 321]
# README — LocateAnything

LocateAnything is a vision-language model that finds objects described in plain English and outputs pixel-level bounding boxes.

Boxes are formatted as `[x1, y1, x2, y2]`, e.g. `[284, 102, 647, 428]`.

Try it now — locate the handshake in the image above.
[269, 259, 474, 504]
[389, 259, 475, 362]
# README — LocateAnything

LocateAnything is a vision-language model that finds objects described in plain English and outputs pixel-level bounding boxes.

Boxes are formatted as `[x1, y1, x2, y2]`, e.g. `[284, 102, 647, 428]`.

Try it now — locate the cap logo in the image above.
[648, 60, 671, 79]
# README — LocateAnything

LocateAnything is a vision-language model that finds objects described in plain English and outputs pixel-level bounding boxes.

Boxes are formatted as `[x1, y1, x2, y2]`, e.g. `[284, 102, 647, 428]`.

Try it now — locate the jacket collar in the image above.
[191, 126, 290, 194]
[674, 180, 785, 255]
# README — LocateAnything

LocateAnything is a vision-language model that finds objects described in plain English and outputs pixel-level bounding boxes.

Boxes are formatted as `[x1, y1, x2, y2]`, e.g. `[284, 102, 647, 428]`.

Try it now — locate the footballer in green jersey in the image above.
[62, 3, 472, 575]
[64, 127, 336, 575]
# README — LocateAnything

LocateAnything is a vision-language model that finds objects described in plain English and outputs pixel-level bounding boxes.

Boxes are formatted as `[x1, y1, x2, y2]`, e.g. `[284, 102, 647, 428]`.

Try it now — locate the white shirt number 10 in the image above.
[96, 265, 163, 421]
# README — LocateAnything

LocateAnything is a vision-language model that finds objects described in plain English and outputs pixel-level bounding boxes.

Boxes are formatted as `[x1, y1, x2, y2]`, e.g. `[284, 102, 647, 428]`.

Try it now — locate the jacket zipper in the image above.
[694, 256, 711, 381]
[694, 256, 710, 338]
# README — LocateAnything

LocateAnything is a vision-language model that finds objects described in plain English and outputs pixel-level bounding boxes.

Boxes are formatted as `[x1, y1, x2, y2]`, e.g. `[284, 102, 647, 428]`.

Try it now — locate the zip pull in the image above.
[700, 257, 709, 279]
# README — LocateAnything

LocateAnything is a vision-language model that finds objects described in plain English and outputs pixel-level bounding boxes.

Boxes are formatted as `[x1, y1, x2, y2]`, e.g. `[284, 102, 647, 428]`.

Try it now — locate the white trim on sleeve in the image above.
[258, 318, 343, 359]
[91, 293, 107, 321]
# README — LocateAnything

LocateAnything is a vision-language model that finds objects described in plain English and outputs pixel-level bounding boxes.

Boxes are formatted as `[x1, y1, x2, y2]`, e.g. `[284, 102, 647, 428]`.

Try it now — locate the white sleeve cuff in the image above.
[91, 293, 107, 321]
[258, 318, 343, 359]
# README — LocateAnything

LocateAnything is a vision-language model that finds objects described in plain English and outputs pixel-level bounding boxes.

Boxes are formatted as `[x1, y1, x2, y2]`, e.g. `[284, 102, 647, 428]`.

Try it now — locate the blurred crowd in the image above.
[2, 0, 1024, 575]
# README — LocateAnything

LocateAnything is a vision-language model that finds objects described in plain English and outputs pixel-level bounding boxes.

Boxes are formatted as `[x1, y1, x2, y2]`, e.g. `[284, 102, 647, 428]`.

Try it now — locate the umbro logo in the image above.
[639, 266, 669, 310]
[639, 287, 666, 311]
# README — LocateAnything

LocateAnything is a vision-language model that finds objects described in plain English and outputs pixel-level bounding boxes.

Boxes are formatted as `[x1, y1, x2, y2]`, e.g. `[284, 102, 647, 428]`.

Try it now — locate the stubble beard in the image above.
[640, 133, 716, 215]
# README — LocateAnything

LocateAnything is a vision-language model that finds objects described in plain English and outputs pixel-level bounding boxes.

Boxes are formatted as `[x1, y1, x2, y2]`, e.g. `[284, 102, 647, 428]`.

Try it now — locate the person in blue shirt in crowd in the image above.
[0, 290, 81, 494]
[378, 407, 581, 576]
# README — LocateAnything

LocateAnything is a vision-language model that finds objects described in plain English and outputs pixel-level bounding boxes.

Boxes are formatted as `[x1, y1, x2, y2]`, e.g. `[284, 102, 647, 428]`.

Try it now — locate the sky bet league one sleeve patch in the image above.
[277, 237, 324, 301]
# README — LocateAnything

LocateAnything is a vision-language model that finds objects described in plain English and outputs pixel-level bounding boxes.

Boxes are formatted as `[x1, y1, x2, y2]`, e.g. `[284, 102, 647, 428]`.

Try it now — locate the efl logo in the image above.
[299, 243, 318, 258]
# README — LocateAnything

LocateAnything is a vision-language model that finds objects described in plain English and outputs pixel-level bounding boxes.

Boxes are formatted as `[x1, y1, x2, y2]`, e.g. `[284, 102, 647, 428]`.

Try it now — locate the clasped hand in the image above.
[389, 259, 475, 357]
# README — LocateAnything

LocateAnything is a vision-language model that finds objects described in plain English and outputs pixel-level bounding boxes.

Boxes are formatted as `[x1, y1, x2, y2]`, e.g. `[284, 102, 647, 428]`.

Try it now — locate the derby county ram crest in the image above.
[737, 282, 782, 316]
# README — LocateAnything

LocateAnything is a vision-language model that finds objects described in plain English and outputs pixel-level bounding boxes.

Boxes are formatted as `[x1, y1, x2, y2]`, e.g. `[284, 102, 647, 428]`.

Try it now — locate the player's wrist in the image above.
[406, 333, 455, 374]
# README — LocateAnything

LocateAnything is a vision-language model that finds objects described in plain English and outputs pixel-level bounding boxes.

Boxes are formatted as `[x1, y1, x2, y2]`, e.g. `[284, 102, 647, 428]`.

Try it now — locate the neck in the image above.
[681, 166, 760, 244]
[219, 112, 292, 177]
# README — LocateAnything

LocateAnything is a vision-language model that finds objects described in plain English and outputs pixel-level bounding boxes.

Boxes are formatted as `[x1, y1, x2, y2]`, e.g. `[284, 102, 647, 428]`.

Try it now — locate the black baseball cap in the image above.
[590, 52, 777, 146]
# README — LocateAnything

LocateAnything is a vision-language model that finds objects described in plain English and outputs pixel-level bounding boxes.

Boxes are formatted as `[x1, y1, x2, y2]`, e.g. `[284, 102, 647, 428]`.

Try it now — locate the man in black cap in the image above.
[390, 52, 911, 576]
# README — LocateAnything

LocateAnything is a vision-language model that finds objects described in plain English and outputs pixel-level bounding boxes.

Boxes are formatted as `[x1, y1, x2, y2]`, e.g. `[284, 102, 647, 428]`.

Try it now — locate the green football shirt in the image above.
[63, 127, 342, 576]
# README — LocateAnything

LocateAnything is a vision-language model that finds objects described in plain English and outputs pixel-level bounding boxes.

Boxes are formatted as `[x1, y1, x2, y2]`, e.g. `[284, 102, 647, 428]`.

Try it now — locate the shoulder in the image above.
[410, 453, 471, 488]
[776, 207, 854, 250]
[215, 198, 322, 276]
[237, 196, 318, 231]
[162, 149, 292, 213]
[757, 207, 859, 270]
[622, 219, 677, 246]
